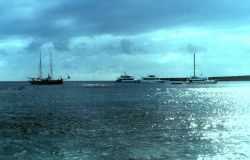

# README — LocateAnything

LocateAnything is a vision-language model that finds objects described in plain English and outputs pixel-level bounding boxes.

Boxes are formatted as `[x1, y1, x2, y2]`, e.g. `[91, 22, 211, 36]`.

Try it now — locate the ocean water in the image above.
[0, 81, 250, 160]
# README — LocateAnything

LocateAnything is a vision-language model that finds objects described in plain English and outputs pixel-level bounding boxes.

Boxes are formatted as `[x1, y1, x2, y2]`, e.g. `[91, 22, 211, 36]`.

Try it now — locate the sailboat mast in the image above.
[194, 53, 196, 77]
[50, 52, 53, 79]
[39, 51, 43, 78]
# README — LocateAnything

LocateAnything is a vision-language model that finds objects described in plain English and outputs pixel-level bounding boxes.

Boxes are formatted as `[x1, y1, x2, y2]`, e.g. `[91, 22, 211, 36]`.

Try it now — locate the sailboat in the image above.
[187, 54, 217, 84]
[28, 52, 70, 85]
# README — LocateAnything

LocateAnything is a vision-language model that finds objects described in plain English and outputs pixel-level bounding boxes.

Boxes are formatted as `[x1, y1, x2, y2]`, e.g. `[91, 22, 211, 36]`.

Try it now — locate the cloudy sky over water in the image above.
[1, 0, 250, 80]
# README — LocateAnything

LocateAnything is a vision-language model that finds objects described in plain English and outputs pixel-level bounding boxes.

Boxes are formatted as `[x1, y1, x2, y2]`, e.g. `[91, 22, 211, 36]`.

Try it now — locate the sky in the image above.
[1, 0, 250, 80]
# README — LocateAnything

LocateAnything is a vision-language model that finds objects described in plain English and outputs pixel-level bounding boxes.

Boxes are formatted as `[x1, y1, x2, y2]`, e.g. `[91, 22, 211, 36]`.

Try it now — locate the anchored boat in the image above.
[187, 54, 217, 84]
[139, 75, 165, 83]
[116, 73, 139, 83]
[28, 52, 70, 85]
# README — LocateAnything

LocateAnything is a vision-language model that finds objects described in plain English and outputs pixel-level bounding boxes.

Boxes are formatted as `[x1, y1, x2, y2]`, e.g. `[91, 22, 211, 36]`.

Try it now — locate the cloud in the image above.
[25, 40, 43, 52]
[1, 0, 250, 40]
[0, 49, 8, 57]
[120, 39, 133, 54]
[101, 38, 148, 55]
[53, 39, 70, 51]
[179, 43, 208, 54]
[1, 0, 250, 80]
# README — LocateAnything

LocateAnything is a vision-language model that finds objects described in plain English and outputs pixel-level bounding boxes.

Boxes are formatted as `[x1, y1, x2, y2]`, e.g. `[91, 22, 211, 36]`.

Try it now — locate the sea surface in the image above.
[0, 81, 250, 160]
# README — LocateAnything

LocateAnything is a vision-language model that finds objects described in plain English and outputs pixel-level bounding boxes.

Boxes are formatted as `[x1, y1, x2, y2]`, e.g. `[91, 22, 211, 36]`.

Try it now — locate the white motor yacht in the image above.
[140, 75, 165, 83]
[116, 73, 139, 83]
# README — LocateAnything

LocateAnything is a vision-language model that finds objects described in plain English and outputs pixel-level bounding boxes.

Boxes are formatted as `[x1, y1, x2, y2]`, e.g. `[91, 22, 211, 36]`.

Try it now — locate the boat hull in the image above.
[29, 79, 63, 85]
[116, 79, 139, 83]
[187, 80, 217, 84]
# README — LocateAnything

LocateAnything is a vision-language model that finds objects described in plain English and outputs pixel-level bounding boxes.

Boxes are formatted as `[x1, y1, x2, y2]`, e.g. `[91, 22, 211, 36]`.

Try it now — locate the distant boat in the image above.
[28, 52, 70, 85]
[187, 54, 217, 84]
[116, 73, 139, 83]
[140, 75, 165, 83]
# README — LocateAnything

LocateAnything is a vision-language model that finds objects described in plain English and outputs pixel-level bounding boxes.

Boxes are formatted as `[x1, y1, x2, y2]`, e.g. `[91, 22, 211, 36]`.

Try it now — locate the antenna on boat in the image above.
[194, 53, 196, 77]
[39, 51, 43, 79]
[50, 52, 53, 79]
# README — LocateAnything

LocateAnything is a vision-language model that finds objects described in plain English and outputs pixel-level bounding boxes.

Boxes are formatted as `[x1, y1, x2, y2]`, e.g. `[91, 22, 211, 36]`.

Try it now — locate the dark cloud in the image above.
[179, 43, 207, 54]
[120, 39, 133, 54]
[25, 41, 43, 52]
[0, 49, 8, 57]
[62, 63, 78, 70]
[1, 0, 250, 80]
[118, 39, 148, 54]
[101, 38, 148, 55]
[53, 40, 70, 51]
[1, 0, 250, 40]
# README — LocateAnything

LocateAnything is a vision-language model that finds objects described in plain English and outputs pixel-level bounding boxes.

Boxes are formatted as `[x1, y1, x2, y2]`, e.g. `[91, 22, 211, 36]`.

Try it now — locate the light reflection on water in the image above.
[0, 82, 250, 159]
[186, 84, 250, 159]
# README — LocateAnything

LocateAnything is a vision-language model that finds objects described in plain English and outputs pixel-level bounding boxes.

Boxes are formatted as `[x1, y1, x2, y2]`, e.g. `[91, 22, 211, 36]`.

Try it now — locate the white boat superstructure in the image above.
[116, 73, 139, 83]
[140, 75, 165, 83]
[187, 54, 217, 84]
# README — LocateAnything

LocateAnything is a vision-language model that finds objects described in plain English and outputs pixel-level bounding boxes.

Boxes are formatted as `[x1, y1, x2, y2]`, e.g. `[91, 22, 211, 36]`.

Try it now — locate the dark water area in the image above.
[0, 81, 250, 159]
